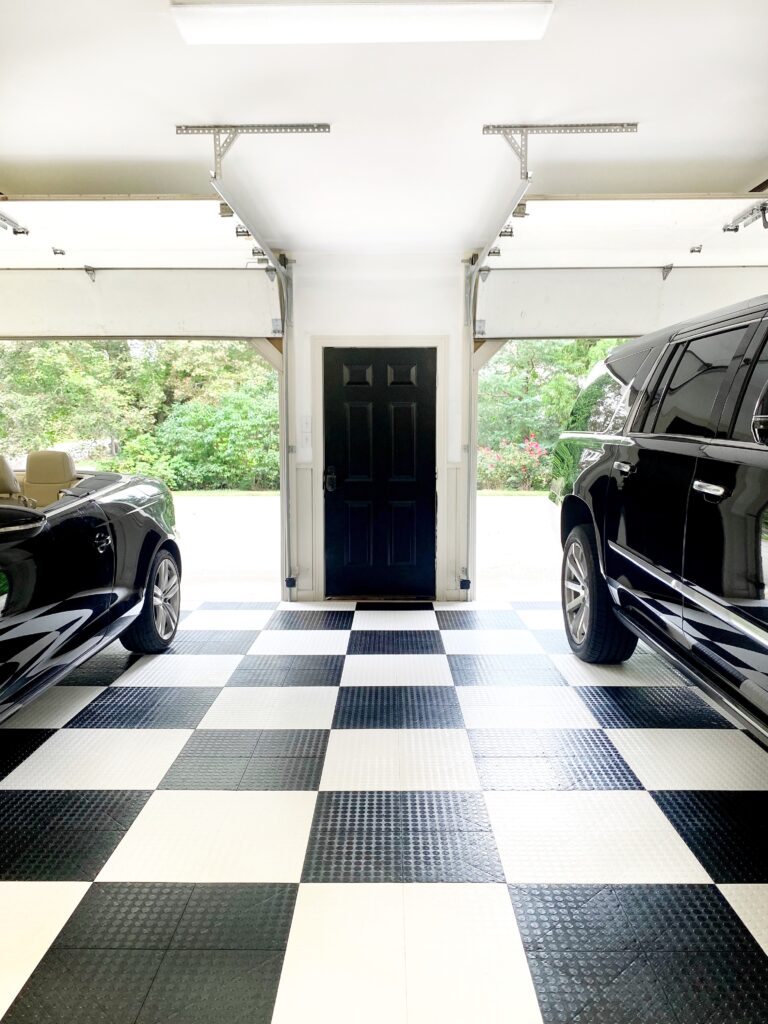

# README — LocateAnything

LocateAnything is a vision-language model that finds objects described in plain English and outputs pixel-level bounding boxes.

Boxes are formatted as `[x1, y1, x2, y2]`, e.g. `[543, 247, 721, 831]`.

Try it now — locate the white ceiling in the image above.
[1, 0, 767, 255]
[2, 197, 767, 270]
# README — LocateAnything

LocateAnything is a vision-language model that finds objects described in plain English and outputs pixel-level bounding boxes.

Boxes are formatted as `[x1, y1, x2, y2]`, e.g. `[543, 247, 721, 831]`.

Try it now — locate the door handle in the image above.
[94, 530, 112, 554]
[693, 480, 726, 499]
[614, 461, 634, 475]
[324, 466, 337, 493]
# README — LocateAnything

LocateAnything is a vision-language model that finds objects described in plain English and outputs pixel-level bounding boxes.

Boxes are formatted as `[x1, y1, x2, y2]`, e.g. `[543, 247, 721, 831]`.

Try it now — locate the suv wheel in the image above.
[561, 524, 637, 664]
[120, 549, 181, 654]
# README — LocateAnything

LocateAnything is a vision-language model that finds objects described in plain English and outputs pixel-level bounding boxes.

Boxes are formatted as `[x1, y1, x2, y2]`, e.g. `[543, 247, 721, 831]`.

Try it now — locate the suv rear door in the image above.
[604, 318, 754, 646]
[681, 315, 768, 713]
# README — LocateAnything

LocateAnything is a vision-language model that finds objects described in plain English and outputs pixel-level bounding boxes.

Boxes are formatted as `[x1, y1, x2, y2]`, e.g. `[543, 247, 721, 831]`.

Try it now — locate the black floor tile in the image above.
[0, 729, 56, 780]
[449, 654, 566, 686]
[332, 685, 463, 728]
[475, 757, 642, 790]
[0, 790, 151, 831]
[180, 730, 261, 758]
[135, 949, 284, 1024]
[65, 686, 221, 729]
[238, 756, 324, 790]
[4, 947, 165, 1024]
[401, 829, 504, 882]
[227, 654, 344, 687]
[652, 791, 768, 882]
[265, 610, 354, 630]
[399, 791, 492, 832]
[468, 728, 630, 759]
[648, 950, 768, 1024]
[510, 885, 635, 953]
[254, 729, 330, 757]
[166, 631, 258, 655]
[527, 950, 677, 1024]
[199, 602, 278, 610]
[310, 791, 400, 832]
[54, 883, 193, 949]
[436, 609, 524, 629]
[356, 601, 434, 610]
[301, 827, 402, 882]
[347, 630, 445, 655]
[159, 756, 250, 790]
[59, 645, 140, 686]
[578, 686, 733, 729]
[170, 884, 298, 950]
[0, 827, 135, 882]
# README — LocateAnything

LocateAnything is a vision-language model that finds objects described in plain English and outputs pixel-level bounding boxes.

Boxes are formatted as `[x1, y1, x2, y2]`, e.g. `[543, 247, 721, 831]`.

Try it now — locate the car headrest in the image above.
[26, 450, 77, 484]
[0, 456, 22, 495]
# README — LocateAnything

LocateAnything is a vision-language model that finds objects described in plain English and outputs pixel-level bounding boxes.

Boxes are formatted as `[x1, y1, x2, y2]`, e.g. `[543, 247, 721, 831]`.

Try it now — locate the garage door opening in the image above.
[0, 338, 282, 605]
[475, 337, 626, 602]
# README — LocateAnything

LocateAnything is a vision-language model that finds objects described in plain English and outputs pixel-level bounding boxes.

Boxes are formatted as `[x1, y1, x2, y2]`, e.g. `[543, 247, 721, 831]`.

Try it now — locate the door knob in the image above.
[324, 466, 337, 493]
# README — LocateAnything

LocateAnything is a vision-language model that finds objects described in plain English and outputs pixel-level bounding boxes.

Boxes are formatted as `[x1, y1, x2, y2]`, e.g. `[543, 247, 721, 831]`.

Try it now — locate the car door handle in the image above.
[693, 480, 726, 499]
[614, 461, 633, 475]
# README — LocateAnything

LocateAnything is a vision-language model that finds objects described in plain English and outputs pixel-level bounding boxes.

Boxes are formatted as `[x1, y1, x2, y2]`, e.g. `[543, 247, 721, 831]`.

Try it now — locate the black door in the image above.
[0, 497, 115, 707]
[681, 324, 768, 711]
[323, 347, 436, 597]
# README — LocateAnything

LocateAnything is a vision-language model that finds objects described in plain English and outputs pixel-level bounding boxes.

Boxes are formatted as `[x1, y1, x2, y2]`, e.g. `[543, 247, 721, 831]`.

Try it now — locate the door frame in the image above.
[311, 335, 449, 600]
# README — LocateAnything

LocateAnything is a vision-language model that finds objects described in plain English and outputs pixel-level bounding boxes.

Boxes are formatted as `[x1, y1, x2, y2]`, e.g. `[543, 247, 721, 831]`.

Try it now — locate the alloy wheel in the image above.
[153, 556, 180, 640]
[564, 540, 590, 644]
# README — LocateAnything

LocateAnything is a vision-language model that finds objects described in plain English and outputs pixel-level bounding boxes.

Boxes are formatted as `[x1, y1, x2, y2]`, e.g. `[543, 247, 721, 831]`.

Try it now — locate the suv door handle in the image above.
[693, 480, 726, 499]
[614, 461, 633, 475]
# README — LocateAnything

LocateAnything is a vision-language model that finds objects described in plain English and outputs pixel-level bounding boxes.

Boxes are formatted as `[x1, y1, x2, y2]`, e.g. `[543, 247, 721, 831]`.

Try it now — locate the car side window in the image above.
[565, 348, 656, 435]
[649, 327, 748, 438]
[731, 339, 768, 442]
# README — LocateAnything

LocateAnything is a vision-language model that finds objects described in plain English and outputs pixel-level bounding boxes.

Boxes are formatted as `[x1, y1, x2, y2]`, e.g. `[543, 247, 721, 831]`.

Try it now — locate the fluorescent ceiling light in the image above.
[171, 1, 554, 45]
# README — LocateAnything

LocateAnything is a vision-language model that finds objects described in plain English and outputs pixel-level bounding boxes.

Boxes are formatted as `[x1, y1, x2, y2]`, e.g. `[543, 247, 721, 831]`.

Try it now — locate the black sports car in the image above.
[0, 450, 181, 723]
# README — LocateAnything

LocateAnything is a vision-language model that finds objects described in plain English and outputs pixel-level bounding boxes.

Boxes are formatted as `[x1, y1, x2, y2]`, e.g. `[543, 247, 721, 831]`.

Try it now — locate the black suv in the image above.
[553, 295, 768, 721]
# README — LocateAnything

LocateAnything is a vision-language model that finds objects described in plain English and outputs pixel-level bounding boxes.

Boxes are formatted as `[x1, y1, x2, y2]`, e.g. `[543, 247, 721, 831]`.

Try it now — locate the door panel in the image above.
[324, 347, 436, 597]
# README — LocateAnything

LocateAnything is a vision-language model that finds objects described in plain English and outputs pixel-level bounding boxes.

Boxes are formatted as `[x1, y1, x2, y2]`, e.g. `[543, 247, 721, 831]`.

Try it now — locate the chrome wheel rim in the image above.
[564, 540, 590, 645]
[153, 556, 180, 641]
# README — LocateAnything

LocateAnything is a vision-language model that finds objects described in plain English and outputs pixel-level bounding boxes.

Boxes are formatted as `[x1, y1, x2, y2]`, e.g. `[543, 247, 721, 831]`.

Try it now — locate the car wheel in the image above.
[120, 549, 181, 654]
[561, 524, 637, 664]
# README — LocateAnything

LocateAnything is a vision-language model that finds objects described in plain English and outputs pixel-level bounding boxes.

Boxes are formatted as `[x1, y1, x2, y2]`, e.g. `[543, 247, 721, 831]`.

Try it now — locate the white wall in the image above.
[478, 267, 768, 338]
[0, 269, 280, 338]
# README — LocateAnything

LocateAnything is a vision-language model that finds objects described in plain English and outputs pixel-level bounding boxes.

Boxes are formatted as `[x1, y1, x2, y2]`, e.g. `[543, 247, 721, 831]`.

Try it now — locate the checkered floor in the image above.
[2, 600, 768, 1023]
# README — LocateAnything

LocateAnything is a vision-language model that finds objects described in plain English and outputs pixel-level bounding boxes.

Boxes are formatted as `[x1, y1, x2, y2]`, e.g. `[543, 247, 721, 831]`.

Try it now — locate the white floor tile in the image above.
[549, 649, 686, 687]
[485, 791, 710, 884]
[198, 686, 338, 729]
[517, 610, 564, 631]
[0, 882, 90, 1018]
[113, 654, 242, 688]
[0, 686, 104, 729]
[272, 884, 407, 1024]
[352, 610, 439, 631]
[319, 729, 479, 790]
[248, 630, 350, 655]
[719, 884, 768, 954]
[441, 630, 544, 655]
[433, 601, 513, 611]
[0, 728, 191, 790]
[340, 655, 453, 687]
[178, 609, 274, 631]
[457, 686, 599, 729]
[404, 884, 543, 1024]
[98, 790, 316, 882]
[606, 729, 768, 790]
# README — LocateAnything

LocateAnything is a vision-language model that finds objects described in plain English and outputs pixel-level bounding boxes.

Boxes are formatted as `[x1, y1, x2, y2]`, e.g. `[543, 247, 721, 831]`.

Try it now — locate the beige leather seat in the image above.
[0, 456, 35, 507]
[23, 451, 78, 508]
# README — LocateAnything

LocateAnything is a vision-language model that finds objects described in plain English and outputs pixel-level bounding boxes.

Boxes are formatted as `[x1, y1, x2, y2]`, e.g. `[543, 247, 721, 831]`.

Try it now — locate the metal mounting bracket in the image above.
[722, 200, 768, 233]
[482, 122, 638, 180]
[661, 264, 673, 281]
[0, 211, 29, 235]
[176, 123, 331, 179]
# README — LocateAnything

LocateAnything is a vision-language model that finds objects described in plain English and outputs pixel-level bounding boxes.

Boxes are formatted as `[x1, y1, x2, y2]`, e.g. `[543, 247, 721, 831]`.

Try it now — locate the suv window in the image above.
[649, 327, 747, 437]
[566, 347, 656, 435]
[732, 338, 768, 442]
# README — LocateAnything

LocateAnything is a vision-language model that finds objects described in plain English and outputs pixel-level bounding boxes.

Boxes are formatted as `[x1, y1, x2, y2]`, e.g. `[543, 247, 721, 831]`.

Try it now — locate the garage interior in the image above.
[2, 1, 768, 1022]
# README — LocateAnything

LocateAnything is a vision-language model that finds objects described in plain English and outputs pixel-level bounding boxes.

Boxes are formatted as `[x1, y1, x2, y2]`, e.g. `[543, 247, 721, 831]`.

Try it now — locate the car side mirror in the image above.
[752, 384, 768, 445]
[0, 505, 47, 546]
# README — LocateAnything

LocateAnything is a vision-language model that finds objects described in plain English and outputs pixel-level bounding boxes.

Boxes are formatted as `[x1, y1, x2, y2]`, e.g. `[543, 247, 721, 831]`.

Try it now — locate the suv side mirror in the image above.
[752, 384, 768, 445]
[0, 505, 47, 546]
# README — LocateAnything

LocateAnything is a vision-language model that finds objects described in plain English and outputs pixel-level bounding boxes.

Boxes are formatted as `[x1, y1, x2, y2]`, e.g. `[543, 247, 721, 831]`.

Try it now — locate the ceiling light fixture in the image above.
[170, 0, 554, 45]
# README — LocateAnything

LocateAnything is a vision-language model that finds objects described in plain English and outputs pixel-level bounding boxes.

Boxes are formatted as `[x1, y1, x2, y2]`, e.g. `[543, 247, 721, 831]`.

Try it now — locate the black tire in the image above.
[120, 548, 181, 654]
[561, 524, 637, 664]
